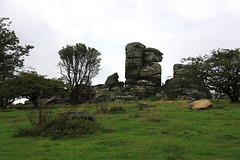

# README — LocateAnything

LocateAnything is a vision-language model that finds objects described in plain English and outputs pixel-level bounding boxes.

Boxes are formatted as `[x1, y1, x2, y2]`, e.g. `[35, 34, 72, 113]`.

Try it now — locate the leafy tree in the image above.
[13, 72, 66, 108]
[0, 78, 18, 108]
[0, 17, 33, 108]
[58, 43, 101, 104]
[182, 48, 240, 102]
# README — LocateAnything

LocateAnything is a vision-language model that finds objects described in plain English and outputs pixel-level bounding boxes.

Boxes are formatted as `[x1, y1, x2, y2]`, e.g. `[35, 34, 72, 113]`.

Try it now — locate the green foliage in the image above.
[26, 106, 54, 128]
[182, 48, 240, 102]
[0, 17, 33, 108]
[0, 78, 18, 108]
[12, 71, 66, 107]
[58, 43, 101, 104]
[14, 110, 100, 140]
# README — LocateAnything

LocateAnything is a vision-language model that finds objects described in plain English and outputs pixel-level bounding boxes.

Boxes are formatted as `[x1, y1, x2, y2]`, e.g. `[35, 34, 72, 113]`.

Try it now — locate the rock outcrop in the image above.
[102, 73, 124, 90]
[163, 64, 212, 100]
[125, 42, 163, 95]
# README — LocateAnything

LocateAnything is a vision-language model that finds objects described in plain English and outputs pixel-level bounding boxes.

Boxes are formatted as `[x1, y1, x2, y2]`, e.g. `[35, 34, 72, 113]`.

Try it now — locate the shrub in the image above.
[14, 108, 100, 140]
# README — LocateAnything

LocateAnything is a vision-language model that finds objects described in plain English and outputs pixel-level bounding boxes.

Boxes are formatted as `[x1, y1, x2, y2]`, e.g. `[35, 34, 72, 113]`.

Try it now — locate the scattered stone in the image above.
[189, 99, 213, 109]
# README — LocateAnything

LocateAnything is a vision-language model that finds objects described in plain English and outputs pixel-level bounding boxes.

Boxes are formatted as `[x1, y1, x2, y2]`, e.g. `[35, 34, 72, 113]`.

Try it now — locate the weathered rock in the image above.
[89, 91, 106, 103]
[103, 73, 123, 89]
[163, 64, 212, 100]
[144, 48, 163, 62]
[189, 99, 213, 109]
[173, 64, 191, 77]
[125, 42, 163, 97]
[126, 42, 146, 56]
[130, 87, 147, 99]
[156, 91, 168, 100]
[59, 111, 96, 121]
[137, 80, 156, 86]
[139, 63, 161, 78]
[116, 95, 138, 101]
[44, 96, 61, 105]
[44, 96, 69, 105]
[104, 72, 119, 86]
[125, 68, 140, 79]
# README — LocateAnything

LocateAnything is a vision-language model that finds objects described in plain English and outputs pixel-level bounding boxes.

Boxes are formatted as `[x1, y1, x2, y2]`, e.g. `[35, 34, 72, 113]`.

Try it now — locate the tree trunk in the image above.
[227, 92, 239, 103]
[29, 95, 39, 108]
[70, 88, 79, 104]
[229, 96, 239, 103]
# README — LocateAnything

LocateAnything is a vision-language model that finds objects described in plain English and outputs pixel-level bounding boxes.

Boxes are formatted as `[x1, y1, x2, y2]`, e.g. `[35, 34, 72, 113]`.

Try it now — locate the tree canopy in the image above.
[13, 72, 66, 107]
[58, 43, 101, 104]
[0, 17, 33, 108]
[182, 48, 240, 102]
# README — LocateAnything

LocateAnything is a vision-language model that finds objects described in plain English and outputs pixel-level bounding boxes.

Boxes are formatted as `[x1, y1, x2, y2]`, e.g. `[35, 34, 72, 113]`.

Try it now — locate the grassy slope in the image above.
[0, 99, 239, 160]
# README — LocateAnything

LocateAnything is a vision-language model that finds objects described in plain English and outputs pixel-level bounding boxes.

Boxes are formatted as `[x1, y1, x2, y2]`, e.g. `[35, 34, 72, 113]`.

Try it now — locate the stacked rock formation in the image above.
[164, 64, 212, 100]
[125, 42, 163, 95]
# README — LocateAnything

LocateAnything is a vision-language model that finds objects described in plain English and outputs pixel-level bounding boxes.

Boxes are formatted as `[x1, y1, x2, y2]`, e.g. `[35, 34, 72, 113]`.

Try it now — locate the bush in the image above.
[14, 109, 101, 140]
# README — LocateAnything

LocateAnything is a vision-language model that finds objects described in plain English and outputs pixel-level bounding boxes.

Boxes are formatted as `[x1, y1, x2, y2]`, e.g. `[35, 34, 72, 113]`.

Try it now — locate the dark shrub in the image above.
[14, 112, 100, 140]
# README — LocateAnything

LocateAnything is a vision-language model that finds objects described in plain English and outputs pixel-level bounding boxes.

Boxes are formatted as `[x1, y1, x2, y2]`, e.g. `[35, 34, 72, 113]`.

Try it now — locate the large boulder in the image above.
[103, 73, 124, 89]
[104, 73, 119, 85]
[189, 99, 213, 109]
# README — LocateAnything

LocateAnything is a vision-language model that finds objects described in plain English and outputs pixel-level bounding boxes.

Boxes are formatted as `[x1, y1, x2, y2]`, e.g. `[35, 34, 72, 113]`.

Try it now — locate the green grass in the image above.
[0, 99, 240, 160]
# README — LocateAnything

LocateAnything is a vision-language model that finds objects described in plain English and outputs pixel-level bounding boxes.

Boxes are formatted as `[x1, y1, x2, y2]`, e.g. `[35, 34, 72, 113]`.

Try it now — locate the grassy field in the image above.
[0, 99, 239, 160]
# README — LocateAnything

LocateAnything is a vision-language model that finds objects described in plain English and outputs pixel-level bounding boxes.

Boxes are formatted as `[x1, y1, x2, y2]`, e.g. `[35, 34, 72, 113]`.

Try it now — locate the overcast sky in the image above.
[1, 0, 240, 84]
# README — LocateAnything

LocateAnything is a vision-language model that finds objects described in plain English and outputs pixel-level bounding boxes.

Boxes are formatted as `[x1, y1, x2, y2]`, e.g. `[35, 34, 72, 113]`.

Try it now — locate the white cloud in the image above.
[1, 0, 240, 84]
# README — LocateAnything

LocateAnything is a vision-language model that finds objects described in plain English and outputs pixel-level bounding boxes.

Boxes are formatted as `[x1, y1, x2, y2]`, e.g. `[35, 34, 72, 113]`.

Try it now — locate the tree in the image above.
[182, 48, 240, 102]
[58, 43, 101, 104]
[0, 17, 33, 108]
[13, 72, 66, 108]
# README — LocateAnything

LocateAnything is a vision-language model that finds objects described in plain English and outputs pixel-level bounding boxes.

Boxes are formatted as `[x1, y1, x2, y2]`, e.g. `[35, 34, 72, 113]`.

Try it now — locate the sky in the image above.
[1, 0, 240, 85]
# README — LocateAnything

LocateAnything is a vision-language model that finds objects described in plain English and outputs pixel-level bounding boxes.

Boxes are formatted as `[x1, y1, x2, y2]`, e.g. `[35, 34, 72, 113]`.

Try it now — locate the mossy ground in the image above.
[0, 99, 239, 160]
